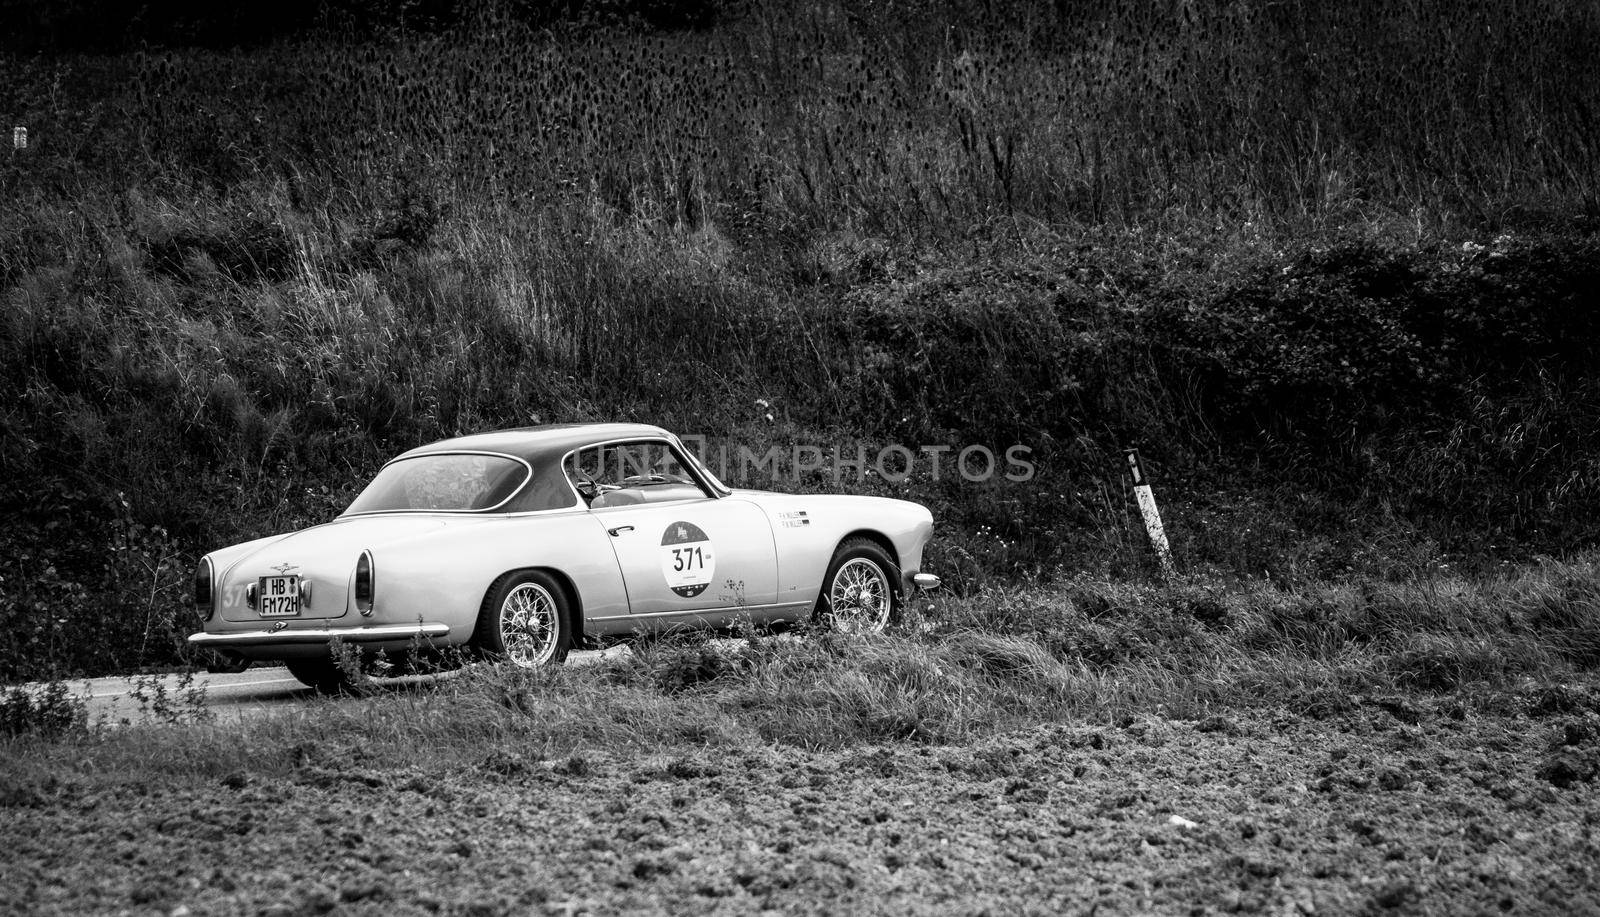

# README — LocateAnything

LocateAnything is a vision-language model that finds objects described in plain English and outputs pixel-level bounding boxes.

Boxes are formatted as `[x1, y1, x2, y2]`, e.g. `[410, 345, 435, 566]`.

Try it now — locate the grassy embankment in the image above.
[1, 1, 1599, 682]
[7, 556, 1600, 759]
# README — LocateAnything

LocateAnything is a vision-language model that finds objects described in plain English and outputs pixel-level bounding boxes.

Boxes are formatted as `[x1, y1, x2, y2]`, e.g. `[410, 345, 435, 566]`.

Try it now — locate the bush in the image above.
[3, 2, 1600, 677]
[0, 682, 87, 737]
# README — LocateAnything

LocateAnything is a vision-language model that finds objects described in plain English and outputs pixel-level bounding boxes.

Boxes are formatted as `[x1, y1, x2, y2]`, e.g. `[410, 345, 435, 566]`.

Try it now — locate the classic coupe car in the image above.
[189, 423, 941, 690]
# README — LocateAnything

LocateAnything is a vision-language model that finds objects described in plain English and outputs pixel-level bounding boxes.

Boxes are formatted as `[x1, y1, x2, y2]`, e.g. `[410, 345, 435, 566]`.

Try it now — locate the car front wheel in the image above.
[474, 570, 572, 667]
[816, 538, 900, 635]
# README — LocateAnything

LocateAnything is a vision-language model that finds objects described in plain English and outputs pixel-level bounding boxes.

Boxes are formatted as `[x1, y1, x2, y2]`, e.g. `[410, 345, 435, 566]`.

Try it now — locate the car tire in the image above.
[815, 537, 901, 635]
[473, 570, 572, 667]
[285, 657, 350, 694]
[202, 651, 251, 674]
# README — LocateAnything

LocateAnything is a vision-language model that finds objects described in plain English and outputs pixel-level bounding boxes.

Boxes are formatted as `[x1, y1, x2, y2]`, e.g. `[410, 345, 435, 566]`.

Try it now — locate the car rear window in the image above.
[344, 454, 530, 514]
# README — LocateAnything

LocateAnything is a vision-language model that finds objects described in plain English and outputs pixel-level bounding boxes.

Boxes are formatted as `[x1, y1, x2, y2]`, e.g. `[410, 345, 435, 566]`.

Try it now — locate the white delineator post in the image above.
[1125, 448, 1176, 577]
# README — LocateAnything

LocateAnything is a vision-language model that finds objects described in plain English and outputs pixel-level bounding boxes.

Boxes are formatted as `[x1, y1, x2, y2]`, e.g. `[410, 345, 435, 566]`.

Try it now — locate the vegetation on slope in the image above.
[9, 553, 1600, 747]
[1, 0, 1598, 678]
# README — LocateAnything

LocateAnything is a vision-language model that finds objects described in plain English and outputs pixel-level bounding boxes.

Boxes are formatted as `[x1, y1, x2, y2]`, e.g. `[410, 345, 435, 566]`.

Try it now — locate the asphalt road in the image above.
[83, 667, 314, 725]
[28, 647, 632, 727]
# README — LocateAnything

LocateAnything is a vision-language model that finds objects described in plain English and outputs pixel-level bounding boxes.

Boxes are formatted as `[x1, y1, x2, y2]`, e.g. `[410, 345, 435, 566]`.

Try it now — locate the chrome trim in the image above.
[340, 450, 536, 516]
[498, 506, 589, 518]
[196, 556, 215, 621]
[331, 506, 585, 520]
[668, 433, 734, 496]
[586, 600, 809, 623]
[558, 435, 722, 507]
[355, 549, 375, 616]
[187, 622, 450, 646]
[912, 573, 942, 590]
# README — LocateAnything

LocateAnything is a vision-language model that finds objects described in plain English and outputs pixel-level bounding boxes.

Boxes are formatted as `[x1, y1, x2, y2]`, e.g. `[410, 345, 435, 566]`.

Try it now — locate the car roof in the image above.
[395, 423, 677, 465]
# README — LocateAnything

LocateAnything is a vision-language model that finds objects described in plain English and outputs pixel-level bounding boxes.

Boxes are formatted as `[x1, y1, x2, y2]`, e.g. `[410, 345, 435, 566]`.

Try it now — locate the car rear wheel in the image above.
[474, 571, 572, 667]
[285, 657, 349, 694]
[201, 650, 251, 674]
[816, 538, 900, 635]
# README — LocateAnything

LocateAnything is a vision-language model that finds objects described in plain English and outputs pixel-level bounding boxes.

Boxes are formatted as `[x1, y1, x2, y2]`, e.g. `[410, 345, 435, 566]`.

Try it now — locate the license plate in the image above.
[258, 575, 300, 617]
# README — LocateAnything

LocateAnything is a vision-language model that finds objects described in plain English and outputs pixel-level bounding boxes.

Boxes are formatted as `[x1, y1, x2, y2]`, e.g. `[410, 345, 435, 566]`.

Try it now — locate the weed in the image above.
[0, 681, 87, 737]
[2, 3, 1599, 679]
[127, 670, 212, 726]
[327, 636, 376, 694]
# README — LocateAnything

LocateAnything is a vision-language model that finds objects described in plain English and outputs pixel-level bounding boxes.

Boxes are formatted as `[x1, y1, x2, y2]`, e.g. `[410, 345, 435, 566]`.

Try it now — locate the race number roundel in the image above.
[660, 521, 715, 598]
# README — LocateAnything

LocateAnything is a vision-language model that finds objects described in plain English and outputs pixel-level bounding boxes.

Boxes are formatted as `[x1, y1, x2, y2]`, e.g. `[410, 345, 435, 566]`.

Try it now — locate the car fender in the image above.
[349, 511, 627, 642]
[736, 491, 934, 607]
[199, 511, 627, 646]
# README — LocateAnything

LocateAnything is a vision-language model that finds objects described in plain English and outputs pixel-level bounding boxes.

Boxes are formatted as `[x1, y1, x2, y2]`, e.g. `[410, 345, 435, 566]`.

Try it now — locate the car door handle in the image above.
[608, 525, 635, 536]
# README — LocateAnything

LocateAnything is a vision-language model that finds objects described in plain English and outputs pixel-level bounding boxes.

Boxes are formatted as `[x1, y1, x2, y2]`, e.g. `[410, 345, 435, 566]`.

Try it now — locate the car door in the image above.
[572, 441, 782, 625]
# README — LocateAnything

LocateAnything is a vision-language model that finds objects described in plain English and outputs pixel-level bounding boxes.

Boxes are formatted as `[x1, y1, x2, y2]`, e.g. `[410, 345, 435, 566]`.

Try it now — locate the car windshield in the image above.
[344, 454, 529, 514]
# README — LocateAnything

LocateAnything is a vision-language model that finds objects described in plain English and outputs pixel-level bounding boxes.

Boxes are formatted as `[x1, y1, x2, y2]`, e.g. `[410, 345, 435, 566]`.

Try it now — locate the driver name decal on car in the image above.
[660, 521, 715, 597]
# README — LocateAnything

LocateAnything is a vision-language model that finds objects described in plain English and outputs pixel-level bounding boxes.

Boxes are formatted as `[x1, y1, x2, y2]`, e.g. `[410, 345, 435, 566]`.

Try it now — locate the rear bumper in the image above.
[907, 571, 941, 591]
[188, 622, 450, 647]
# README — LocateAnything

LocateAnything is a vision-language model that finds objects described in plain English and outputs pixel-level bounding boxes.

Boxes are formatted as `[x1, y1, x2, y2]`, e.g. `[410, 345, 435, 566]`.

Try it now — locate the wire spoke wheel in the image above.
[829, 557, 891, 634]
[499, 582, 560, 667]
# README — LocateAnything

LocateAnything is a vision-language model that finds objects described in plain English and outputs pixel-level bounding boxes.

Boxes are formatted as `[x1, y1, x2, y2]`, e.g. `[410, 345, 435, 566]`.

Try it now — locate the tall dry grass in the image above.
[1, 1, 1598, 678]
[6, 554, 1599, 775]
[9, 1, 1599, 232]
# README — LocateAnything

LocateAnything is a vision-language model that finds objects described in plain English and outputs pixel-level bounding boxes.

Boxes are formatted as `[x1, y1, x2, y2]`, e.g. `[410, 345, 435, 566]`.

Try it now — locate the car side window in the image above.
[566, 441, 710, 508]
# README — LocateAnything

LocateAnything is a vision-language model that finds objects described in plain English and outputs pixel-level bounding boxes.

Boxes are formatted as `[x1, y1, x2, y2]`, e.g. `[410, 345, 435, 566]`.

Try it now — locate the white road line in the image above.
[17, 647, 638, 708]
[205, 677, 304, 690]
[85, 676, 306, 698]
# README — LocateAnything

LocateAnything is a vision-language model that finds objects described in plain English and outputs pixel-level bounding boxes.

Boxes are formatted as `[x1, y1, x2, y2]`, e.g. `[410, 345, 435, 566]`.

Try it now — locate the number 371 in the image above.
[672, 546, 705, 572]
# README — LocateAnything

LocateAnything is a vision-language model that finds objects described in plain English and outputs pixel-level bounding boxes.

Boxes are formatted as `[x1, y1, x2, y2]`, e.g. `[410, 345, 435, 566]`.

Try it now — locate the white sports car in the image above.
[189, 423, 940, 690]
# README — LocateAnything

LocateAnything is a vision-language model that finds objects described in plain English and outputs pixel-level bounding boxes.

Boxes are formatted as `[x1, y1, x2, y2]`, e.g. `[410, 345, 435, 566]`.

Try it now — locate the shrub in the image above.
[4, 1, 1600, 678]
[0, 682, 87, 737]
